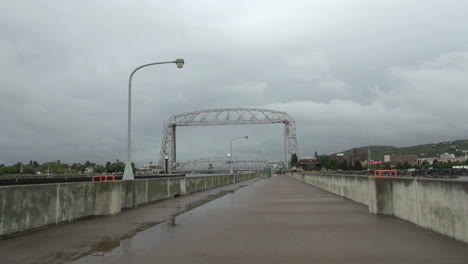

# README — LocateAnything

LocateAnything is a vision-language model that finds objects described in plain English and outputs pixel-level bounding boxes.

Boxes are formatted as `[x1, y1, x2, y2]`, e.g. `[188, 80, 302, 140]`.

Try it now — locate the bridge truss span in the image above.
[174, 156, 286, 172]
[159, 108, 300, 170]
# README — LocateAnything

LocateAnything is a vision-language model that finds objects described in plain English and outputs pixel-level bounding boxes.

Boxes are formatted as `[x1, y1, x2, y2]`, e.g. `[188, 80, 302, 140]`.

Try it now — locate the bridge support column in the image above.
[284, 123, 288, 168]
[171, 125, 176, 171]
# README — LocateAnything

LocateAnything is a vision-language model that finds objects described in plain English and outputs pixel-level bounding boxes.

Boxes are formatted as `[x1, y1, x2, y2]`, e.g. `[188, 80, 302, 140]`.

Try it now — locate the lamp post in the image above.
[229, 136, 248, 174]
[258, 150, 264, 174]
[164, 155, 169, 174]
[123, 59, 185, 180]
[227, 153, 231, 172]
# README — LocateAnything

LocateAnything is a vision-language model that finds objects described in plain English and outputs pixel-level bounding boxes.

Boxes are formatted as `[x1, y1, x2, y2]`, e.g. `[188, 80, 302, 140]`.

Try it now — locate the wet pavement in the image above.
[1, 175, 467, 263]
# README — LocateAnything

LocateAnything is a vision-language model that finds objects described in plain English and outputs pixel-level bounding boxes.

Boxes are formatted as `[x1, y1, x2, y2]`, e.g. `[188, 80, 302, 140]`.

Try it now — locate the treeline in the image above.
[418, 159, 468, 169]
[0, 160, 135, 175]
[371, 159, 468, 170]
[318, 156, 468, 171]
[318, 156, 364, 171]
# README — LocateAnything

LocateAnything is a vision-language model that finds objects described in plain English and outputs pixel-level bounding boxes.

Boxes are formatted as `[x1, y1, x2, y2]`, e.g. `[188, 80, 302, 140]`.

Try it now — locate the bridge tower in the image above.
[158, 108, 300, 171]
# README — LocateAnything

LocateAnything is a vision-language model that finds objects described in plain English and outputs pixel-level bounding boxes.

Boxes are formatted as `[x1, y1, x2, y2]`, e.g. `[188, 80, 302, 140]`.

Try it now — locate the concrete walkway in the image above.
[1, 175, 467, 263]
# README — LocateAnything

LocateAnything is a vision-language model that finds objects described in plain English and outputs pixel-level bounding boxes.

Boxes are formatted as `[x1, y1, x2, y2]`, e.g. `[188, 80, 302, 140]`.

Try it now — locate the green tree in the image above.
[71, 163, 85, 173]
[2, 164, 20, 174]
[383, 163, 391, 170]
[421, 160, 431, 169]
[22, 165, 35, 174]
[433, 160, 448, 169]
[403, 162, 411, 169]
[290, 153, 299, 166]
[318, 156, 330, 169]
[354, 160, 363, 170]
[108, 160, 125, 173]
[84, 161, 96, 168]
[329, 159, 338, 170]
[94, 165, 106, 173]
[446, 160, 453, 169]
[338, 160, 348, 170]
[55, 167, 66, 174]
[37, 161, 69, 174]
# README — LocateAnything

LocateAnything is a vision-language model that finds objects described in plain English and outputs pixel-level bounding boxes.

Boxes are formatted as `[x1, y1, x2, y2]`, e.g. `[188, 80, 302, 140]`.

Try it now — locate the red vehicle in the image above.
[373, 170, 398, 177]
[91, 175, 116, 182]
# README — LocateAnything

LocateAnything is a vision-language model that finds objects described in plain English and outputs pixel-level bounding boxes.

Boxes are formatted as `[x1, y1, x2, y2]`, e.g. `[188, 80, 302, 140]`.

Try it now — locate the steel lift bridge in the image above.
[158, 108, 300, 171]
[174, 156, 286, 173]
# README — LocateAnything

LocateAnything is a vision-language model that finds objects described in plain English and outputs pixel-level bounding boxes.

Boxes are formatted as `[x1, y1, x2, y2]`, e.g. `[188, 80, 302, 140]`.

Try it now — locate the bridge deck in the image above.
[1, 175, 467, 263]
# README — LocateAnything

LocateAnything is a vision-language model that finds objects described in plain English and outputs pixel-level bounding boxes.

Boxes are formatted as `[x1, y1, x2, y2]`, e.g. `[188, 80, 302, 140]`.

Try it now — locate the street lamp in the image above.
[229, 136, 248, 174]
[258, 150, 265, 173]
[123, 59, 185, 180]
[164, 155, 169, 174]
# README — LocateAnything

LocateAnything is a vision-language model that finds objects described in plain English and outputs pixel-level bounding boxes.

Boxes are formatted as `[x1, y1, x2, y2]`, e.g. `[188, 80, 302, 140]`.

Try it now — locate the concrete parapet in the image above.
[293, 173, 370, 206]
[289, 173, 468, 244]
[0, 173, 261, 239]
[393, 178, 468, 243]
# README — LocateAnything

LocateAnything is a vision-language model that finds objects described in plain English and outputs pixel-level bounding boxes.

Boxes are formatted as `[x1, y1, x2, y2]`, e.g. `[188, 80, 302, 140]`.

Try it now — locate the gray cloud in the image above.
[1, 0, 468, 165]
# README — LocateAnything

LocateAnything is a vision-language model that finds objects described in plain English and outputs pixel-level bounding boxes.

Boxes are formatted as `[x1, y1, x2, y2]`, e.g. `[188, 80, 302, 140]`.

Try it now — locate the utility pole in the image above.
[367, 130, 371, 171]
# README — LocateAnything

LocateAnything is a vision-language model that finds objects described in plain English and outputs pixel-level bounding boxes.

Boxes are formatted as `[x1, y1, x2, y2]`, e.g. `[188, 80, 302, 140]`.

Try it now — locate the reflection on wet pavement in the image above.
[70, 186, 250, 263]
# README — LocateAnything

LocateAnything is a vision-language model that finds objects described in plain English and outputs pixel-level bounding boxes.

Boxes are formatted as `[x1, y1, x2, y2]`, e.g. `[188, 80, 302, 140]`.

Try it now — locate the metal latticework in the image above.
[174, 156, 286, 172]
[158, 108, 300, 170]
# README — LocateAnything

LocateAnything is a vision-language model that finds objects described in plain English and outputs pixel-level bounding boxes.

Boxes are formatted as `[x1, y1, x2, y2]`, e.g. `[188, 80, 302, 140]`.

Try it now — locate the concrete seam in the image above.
[167, 179, 170, 198]
[146, 180, 149, 203]
[415, 179, 419, 226]
[55, 184, 60, 224]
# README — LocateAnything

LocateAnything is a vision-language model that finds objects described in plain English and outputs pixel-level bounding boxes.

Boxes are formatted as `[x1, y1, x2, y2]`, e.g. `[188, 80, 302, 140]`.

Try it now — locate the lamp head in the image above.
[164, 155, 169, 160]
[175, 58, 184, 69]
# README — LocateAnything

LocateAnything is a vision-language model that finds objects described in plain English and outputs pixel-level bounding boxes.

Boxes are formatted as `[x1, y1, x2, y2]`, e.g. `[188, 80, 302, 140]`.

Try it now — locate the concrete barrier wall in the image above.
[0, 174, 259, 238]
[289, 173, 468, 243]
[294, 173, 370, 206]
[382, 178, 468, 243]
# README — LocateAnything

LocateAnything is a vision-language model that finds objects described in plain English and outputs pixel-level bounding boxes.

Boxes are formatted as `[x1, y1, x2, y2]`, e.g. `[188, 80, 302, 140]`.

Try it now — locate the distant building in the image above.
[396, 154, 418, 165]
[329, 151, 367, 166]
[84, 167, 94, 174]
[299, 157, 321, 171]
[384, 155, 391, 162]
[385, 154, 418, 165]
[139, 161, 158, 173]
[440, 153, 455, 162]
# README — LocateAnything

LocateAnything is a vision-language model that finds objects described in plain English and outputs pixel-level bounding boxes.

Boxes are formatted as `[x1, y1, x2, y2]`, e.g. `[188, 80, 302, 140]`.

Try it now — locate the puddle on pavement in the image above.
[68, 180, 264, 263]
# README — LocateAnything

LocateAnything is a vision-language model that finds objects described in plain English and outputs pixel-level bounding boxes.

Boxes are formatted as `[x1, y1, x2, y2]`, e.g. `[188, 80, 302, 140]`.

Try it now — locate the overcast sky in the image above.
[1, 0, 468, 165]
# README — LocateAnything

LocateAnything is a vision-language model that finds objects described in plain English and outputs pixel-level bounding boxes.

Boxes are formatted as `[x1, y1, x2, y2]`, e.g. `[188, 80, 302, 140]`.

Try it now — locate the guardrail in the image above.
[0, 174, 186, 186]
